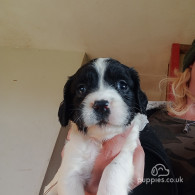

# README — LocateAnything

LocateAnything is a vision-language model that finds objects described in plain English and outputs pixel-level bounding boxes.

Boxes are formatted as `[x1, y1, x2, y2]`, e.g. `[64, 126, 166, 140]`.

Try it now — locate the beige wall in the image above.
[0, 48, 85, 195]
[1, 1, 194, 100]
[140, 74, 166, 101]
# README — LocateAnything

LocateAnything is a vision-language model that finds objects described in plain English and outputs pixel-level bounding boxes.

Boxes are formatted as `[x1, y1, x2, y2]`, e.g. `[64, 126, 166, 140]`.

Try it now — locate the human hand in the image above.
[131, 139, 145, 189]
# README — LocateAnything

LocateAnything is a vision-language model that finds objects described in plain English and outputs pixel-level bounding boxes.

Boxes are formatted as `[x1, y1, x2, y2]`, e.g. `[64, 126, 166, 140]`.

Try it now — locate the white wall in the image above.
[0, 48, 85, 195]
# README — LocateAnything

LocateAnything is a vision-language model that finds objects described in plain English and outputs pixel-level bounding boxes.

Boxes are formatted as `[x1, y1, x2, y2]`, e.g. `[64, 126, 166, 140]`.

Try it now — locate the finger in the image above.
[61, 128, 73, 159]
[131, 140, 145, 189]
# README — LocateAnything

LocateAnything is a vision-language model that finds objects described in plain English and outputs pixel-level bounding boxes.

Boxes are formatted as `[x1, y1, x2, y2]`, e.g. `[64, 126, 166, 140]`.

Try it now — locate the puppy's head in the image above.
[58, 58, 147, 139]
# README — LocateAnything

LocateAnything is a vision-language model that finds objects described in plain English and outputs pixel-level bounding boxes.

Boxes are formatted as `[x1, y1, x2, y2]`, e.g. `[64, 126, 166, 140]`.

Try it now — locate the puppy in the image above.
[44, 58, 148, 195]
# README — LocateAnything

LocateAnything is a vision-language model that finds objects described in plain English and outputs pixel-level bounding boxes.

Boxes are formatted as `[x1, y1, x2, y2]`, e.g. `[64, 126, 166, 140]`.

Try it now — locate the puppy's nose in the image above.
[93, 100, 109, 113]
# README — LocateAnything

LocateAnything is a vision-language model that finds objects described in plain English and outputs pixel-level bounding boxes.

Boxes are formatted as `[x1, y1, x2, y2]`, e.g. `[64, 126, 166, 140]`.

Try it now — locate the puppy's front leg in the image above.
[97, 152, 134, 195]
[57, 128, 100, 195]
[57, 175, 85, 195]
[97, 114, 148, 195]
[97, 133, 136, 195]
[56, 143, 87, 195]
[44, 166, 85, 195]
[56, 149, 86, 195]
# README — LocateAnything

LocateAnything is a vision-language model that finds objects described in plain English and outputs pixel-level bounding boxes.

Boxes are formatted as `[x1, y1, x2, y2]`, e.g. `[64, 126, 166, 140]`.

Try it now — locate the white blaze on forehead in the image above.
[93, 58, 109, 89]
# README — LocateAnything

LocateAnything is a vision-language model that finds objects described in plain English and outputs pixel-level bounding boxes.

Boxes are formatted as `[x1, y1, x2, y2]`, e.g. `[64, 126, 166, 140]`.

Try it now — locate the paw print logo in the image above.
[151, 164, 170, 177]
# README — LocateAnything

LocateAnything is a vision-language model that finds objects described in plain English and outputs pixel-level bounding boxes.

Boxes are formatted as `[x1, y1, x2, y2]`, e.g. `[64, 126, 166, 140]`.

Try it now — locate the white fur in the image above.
[44, 114, 148, 195]
[82, 87, 129, 141]
[93, 58, 108, 90]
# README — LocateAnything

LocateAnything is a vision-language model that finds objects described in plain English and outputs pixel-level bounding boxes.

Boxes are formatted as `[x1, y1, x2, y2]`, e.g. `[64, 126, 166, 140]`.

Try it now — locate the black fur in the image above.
[105, 59, 147, 116]
[58, 58, 148, 131]
[58, 61, 99, 129]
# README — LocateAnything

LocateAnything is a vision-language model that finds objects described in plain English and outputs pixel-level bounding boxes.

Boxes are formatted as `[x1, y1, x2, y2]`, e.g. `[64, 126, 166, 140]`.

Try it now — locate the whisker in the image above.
[74, 113, 83, 124]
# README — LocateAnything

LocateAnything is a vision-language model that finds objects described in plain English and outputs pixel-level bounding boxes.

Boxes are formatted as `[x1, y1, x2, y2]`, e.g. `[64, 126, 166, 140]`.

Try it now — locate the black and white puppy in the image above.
[44, 58, 148, 195]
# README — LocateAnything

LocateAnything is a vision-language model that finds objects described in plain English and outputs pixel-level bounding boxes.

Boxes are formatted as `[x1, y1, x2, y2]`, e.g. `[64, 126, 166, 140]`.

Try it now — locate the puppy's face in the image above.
[58, 58, 147, 139]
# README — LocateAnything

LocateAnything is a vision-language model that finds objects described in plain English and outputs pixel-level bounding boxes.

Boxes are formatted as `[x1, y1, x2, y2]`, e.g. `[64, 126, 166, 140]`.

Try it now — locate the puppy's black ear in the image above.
[129, 68, 148, 114]
[58, 77, 73, 127]
[137, 88, 148, 114]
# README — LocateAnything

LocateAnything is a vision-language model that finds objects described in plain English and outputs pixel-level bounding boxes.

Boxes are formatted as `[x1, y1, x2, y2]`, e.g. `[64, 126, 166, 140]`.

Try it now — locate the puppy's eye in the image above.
[117, 80, 129, 91]
[77, 84, 87, 96]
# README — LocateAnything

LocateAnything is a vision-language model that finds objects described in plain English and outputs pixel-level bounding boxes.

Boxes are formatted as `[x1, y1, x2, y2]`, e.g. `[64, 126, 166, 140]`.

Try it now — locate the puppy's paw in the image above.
[132, 113, 148, 131]
[97, 158, 132, 195]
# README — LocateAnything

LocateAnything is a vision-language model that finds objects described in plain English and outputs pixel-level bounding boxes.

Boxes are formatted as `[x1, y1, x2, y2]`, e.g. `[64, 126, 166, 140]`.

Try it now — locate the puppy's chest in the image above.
[80, 141, 102, 176]
[67, 129, 102, 171]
